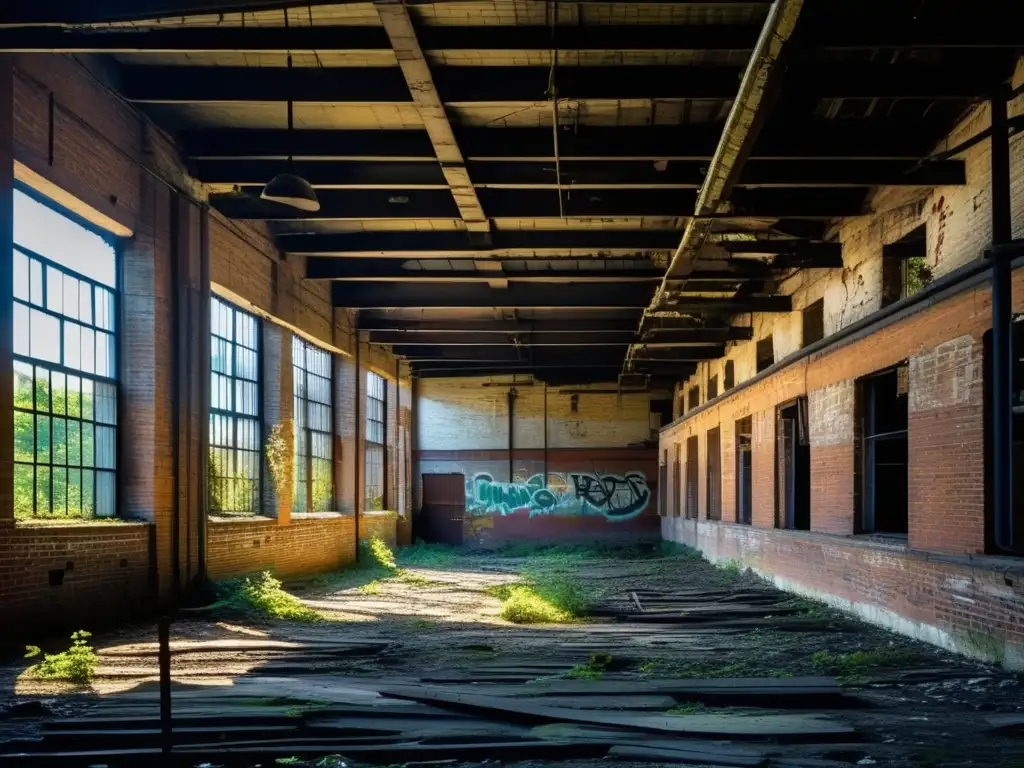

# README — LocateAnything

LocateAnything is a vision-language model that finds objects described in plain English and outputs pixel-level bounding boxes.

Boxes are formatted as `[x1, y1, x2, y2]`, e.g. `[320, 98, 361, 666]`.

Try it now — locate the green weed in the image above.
[357, 580, 383, 595]
[500, 584, 573, 624]
[219, 571, 323, 621]
[25, 630, 97, 684]
[394, 570, 443, 588]
[638, 660, 659, 674]
[811, 646, 920, 677]
[718, 559, 746, 575]
[566, 652, 614, 680]
[395, 542, 460, 568]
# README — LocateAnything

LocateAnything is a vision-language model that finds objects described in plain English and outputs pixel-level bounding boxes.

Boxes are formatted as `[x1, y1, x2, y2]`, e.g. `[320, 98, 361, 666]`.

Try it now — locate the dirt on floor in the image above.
[2, 543, 1023, 768]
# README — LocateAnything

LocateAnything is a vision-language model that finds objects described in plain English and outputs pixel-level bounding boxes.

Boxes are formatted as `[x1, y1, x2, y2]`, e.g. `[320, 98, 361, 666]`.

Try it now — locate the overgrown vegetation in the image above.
[219, 571, 323, 621]
[661, 659, 794, 679]
[566, 652, 614, 680]
[499, 583, 574, 624]
[811, 646, 920, 683]
[24, 630, 97, 684]
[395, 542, 461, 568]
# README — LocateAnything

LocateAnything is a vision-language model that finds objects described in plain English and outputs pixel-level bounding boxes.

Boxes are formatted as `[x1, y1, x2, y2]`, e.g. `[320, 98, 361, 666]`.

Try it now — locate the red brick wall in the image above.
[664, 518, 1024, 669]
[0, 523, 152, 634]
[417, 447, 660, 547]
[359, 511, 398, 549]
[207, 515, 356, 581]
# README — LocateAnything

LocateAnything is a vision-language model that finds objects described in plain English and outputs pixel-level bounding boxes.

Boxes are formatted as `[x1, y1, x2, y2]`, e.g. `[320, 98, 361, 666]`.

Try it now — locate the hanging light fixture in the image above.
[262, 14, 320, 212]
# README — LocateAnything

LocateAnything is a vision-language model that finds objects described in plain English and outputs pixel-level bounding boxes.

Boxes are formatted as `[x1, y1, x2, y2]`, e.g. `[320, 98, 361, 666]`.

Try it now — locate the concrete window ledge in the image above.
[13, 518, 151, 529]
[208, 515, 276, 525]
[291, 512, 346, 520]
[362, 510, 398, 517]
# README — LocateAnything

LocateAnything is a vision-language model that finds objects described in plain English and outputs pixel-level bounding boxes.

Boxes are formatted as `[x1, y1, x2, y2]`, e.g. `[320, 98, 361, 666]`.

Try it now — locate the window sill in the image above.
[14, 517, 150, 529]
[362, 509, 397, 516]
[208, 514, 276, 524]
[292, 512, 345, 520]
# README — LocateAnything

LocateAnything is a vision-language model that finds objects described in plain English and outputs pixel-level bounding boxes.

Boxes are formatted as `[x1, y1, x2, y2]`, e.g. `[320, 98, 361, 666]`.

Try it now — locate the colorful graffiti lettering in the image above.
[466, 471, 650, 521]
[570, 471, 651, 519]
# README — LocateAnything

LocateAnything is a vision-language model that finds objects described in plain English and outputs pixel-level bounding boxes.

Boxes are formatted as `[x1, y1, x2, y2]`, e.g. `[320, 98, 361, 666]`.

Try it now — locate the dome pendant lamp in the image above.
[261, 26, 320, 213]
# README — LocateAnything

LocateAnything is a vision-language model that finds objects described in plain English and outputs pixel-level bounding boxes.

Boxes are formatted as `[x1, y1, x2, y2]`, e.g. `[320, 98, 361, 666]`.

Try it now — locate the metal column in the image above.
[989, 89, 1015, 551]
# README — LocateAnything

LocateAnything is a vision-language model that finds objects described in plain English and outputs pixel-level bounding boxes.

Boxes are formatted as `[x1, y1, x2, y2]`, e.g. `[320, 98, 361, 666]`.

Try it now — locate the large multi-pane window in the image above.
[365, 371, 385, 511]
[12, 189, 118, 519]
[293, 337, 333, 513]
[209, 297, 261, 516]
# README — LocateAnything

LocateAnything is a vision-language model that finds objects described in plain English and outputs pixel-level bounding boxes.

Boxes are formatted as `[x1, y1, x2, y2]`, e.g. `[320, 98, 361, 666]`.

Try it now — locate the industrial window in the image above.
[857, 365, 908, 535]
[708, 375, 719, 400]
[672, 443, 681, 517]
[882, 225, 930, 306]
[756, 337, 774, 373]
[12, 189, 118, 519]
[736, 416, 753, 525]
[724, 360, 735, 390]
[706, 427, 722, 521]
[687, 386, 700, 411]
[293, 337, 333, 513]
[684, 435, 699, 519]
[209, 297, 261, 516]
[365, 371, 386, 511]
[802, 299, 825, 347]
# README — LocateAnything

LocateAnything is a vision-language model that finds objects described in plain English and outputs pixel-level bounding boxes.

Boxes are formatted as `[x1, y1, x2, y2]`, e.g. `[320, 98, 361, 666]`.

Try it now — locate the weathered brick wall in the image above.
[417, 447, 660, 546]
[207, 515, 356, 581]
[1, 53, 411, 630]
[0, 522, 152, 634]
[359, 511, 399, 549]
[663, 518, 1024, 670]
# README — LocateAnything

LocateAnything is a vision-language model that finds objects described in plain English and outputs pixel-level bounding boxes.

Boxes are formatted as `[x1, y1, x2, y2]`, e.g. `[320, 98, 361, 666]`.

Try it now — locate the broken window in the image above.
[706, 427, 722, 521]
[776, 398, 810, 530]
[736, 416, 753, 525]
[802, 299, 825, 347]
[756, 337, 774, 374]
[365, 371, 387, 511]
[672, 443, 682, 517]
[724, 360, 735, 390]
[708, 375, 719, 400]
[688, 386, 700, 411]
[685, 435, 699, 519]
[857, 365, 909, 535]
[882, 225, 930, 306]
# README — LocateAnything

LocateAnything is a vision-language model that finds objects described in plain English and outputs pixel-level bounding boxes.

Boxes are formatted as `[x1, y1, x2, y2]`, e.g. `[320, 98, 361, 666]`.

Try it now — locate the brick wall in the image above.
[0, 522, 152, 635]
[207, 515, 356, 581]
[359, 510, 399, 549]
[663, 518, 1024, 670]
[417, 447, 660, 547]
[0, 54, 412, 633]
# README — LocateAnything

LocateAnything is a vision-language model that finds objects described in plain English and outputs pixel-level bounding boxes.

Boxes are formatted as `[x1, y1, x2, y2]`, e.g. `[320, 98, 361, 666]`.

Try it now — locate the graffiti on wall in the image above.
[466, 471, 651, 521]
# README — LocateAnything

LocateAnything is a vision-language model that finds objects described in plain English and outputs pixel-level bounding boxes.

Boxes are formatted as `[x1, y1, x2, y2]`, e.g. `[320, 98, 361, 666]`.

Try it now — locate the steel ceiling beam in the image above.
[306, 258, 662, 282]
[194, 158, 966, 189]
[359, 318, 645, 333]
[216, 187, 867, 220]
[182, 125, 932, 162]
[331, 282, 656, 309]
[374, 0, 489, 236]
[371, 330, 736, 346]
[119, 63, 1003, 104]
[395, 344, 726, 361]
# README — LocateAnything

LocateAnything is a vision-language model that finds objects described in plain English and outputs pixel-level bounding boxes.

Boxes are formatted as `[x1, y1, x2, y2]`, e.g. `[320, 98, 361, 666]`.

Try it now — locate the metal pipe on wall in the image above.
[989, 88, 1018, 553]
[354, 331, 362, 561]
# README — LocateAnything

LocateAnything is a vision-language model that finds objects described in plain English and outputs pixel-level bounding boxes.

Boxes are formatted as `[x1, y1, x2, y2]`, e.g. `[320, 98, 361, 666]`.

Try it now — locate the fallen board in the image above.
[377, 685, 856, 742]
[608, 743, 767, 767]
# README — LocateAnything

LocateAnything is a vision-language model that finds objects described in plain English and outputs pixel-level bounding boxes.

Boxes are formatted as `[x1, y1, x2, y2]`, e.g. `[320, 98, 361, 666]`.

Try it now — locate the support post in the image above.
[0, 57, 13, 529]
[989, 88, 1015, 552]
[354, 331, 362, 560]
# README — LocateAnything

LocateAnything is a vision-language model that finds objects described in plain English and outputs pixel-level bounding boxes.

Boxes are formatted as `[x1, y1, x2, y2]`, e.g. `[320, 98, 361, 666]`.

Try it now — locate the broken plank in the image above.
[377, 685, 856, 742]
[608, 743, 767, 767]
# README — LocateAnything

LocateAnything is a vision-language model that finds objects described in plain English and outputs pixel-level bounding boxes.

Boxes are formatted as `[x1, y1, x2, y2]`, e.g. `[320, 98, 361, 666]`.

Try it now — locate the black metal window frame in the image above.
[13, 243, 119, 520]
[209, 296, 262, 517]
[292, 335, 334, 514]
[365, 370, 386, 511]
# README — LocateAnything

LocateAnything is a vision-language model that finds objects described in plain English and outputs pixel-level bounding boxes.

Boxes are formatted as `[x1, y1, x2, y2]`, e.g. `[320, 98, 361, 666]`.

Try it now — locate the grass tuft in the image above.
[24, 630, 97, 684]
[396, 542, 461, 568]
[219, 571, 323, 622]
[566, 652, 615, 680]
[500, 584, 573, 624]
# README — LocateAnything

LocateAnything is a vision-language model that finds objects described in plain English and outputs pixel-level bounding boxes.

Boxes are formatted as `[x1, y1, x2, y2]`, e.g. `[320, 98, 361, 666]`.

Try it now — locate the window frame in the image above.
[292, 336, 334, 514]
[208, 296, 263, 517]
[12, 186, 121, 520]
[365, 370, 386, 511]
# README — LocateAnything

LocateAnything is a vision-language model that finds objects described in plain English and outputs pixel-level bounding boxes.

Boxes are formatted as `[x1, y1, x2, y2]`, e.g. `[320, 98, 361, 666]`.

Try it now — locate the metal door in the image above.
[419, 473, 465, 545]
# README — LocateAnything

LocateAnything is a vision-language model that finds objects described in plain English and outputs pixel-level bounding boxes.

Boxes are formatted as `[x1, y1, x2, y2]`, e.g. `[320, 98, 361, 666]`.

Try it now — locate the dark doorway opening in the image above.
[736, 416, 753, 525]
[756, 337, 774, 373]
[672, 443, 682, 518]
[983, 323, 1024, 555]
[707, 427, 722, 521]
[858, 366, 909, 535]
[419, 473, 466, 545]
[685, 436, 699, 519]
[725, 360, 735, 390]
[776, 399, 810, 530]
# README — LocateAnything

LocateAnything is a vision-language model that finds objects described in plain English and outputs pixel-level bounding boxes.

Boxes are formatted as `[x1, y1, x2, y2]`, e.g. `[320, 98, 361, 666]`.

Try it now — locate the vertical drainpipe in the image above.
[197, 207, 210, 581]
[543, 383, 548, 481]
[989, 88, 1016, 552]
[507, 386, 516, 482]
[354, 331, 362, 561]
